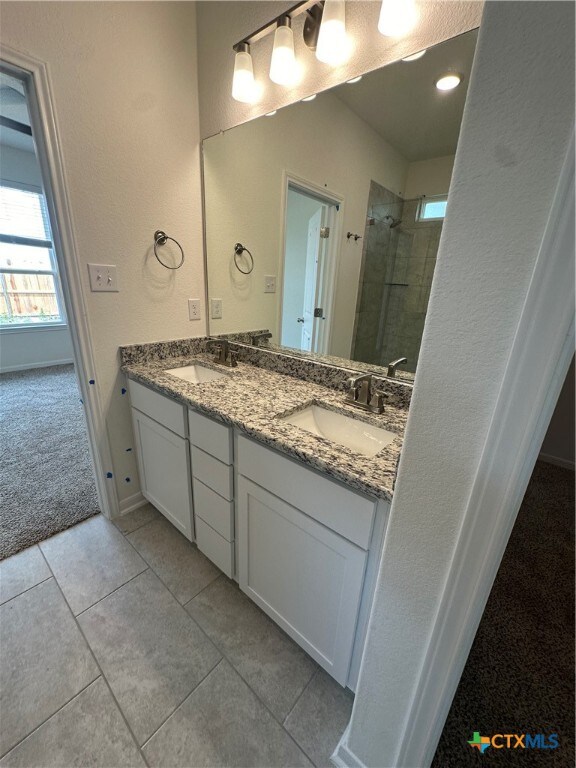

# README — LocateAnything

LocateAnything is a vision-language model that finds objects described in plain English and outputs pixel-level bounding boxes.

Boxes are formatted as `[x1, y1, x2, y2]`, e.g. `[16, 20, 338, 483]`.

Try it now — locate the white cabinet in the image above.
[131, 407, 193, 540]
[237, 435, 374, 687]
[188, 409, 235, 577]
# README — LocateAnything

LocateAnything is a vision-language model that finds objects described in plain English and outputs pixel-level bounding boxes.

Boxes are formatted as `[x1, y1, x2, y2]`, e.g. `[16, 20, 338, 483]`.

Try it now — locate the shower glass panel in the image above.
[352, 181, 443, 373]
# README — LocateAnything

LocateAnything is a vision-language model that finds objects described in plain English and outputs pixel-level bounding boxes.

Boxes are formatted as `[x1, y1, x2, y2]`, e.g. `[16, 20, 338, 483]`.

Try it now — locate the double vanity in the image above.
[121, 337, 410, 691]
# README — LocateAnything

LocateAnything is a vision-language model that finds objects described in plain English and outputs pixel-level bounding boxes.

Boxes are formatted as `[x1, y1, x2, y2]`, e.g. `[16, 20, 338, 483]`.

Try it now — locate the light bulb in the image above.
[232, 44, 257, 103]
[270, 19, 298, 86]
[378, 0, 419, 38]
[435, 73, 462, 91]
[316, 1, 350, 67]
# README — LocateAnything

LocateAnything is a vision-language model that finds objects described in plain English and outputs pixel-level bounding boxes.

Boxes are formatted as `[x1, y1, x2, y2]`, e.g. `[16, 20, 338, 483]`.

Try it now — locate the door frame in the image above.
[1, 45, 118, 519]
[278, 172, 343, 354]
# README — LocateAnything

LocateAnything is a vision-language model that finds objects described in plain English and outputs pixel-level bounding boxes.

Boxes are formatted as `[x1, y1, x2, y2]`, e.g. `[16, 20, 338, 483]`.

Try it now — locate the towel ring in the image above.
[233, 243, 254, 275]
[154, 230, 185, 270]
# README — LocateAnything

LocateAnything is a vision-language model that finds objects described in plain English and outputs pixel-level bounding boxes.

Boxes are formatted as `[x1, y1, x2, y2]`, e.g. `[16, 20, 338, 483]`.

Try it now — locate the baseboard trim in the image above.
[118, 492, 147, 516]
[538, 452, 575, 471]
[0, 358, 74, 373]
[331, 727, 367, 768]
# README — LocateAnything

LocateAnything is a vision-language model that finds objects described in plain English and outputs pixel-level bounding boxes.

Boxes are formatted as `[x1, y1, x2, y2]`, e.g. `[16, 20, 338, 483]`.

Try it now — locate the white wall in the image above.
[404, 154, 455, 199]
[540, 356, 575, 469]
[196, 1, 483, 138]
[345, 2, 574, 765]
[0, 143, 74, 372]
[281, 190, 322, 349]
[1, 2, 205, 508]
[204, 90, 408, 357]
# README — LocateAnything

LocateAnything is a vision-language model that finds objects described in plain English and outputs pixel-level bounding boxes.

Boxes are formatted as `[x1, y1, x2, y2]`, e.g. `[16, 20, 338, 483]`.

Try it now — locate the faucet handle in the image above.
[345, 377, 359, 402]
[369, 389, 386, 414]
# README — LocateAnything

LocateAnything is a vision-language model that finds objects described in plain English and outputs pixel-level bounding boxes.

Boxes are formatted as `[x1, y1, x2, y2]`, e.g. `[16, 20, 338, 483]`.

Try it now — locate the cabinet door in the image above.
[238, 477, 367, 686]
[131, 408, 193, 540]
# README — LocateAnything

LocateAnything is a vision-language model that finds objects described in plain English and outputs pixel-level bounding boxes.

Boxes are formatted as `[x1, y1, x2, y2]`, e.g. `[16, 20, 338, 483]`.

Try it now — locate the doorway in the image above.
[280, 182, 339, 354]
[0, 64, 100, 557]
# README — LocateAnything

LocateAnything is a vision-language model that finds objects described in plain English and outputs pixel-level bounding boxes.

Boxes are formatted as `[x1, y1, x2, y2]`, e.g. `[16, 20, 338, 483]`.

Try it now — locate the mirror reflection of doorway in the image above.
[280, 183, 339, 354]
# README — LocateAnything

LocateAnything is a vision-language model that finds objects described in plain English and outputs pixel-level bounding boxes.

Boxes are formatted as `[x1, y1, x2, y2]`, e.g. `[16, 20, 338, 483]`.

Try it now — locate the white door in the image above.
[301, 207, 325, 351]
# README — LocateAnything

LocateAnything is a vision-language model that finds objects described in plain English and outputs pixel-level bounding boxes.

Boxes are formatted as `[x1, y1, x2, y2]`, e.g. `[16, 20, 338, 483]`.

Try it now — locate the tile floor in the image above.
[0, 506, 353, 767]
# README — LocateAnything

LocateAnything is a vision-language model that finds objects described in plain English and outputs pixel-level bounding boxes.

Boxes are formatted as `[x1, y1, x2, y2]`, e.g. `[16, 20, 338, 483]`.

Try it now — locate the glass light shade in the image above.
[316, 1, 350, 67]
[232, 48, 256, 103]
[378, 0, 419, 38]
[270, 24, 298, 86]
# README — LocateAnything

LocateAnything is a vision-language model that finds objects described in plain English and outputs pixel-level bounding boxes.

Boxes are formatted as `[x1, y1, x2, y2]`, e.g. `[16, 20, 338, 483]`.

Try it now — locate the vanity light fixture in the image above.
[316, 0, 350, 66]
[232, 43, 257, 103]
[270, 17, 299, 86]
[378, 0, 419, 38]
[402, 49, 426, 61]
[347, 75, 363, 83]
[435, 72, 462, 91]
[302, 94, 317, 101]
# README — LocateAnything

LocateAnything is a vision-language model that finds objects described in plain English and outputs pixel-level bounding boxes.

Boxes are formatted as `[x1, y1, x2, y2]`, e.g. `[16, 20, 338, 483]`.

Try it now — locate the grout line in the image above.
[115, 513, 159, 538]
[140, 659, 226, 751]
[74, 568, 149, 618]
[283, 667, 319, 725]
[37, 547, 151, 768]
[0, 574, 53, 608]
[0, 677, 101, 762]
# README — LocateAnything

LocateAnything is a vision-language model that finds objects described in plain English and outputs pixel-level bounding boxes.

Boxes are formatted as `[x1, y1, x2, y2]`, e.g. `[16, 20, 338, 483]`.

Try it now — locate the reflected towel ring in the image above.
[233, 243, 254, 275]
[153, 230, 185, 270]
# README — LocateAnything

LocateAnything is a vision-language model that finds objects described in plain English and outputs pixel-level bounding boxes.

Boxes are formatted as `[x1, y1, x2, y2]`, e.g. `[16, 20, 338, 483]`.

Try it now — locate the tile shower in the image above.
[352, 181, 443, 374]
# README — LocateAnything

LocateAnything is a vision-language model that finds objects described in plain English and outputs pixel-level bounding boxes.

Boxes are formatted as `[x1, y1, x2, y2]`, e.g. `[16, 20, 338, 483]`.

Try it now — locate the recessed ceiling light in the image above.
[302, 94, 317, 102]
[435, 73, 462, 91]
[402, 49, 426, 62]
[265, 110, 277, 117]
[346, 76, 363, 84]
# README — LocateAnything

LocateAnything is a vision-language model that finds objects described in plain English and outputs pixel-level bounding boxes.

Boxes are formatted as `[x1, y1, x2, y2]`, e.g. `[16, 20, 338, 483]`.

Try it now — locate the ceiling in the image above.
[0, 72, 35, 153]
[332, 29, 478, 162]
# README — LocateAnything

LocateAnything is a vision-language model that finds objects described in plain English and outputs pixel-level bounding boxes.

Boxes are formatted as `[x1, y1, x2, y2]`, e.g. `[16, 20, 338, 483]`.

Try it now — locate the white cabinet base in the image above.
[238, 477, 367, 686]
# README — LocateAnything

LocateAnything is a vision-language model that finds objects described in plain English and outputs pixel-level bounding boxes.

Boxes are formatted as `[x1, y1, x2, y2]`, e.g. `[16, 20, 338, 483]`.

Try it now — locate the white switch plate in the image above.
[188, 299, 201, 321]
[211, 298, 223, 319]
[264, 275, 277, 293]
[88, 263, 119, 292]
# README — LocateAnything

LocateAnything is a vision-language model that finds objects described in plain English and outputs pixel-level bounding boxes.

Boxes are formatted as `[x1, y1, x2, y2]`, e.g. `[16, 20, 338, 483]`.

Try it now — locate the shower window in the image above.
[0, 183, 65, 326]
[417, 196, 448, 221]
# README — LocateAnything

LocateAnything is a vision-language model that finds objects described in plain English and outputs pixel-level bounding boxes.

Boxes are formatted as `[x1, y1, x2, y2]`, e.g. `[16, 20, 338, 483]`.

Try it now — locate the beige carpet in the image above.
[433, 460, 575, 766]
[0, 364, 100, 559]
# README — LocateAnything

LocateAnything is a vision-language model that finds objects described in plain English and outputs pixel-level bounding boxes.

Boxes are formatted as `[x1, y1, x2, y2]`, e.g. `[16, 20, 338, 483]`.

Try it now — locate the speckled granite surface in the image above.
[121, 351, 410, 501]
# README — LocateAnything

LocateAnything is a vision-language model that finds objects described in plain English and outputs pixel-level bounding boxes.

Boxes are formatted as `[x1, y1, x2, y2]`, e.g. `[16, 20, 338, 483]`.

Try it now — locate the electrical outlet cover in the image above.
[188, 299, 201, 320]
[211, 298, 223, 319]
[264, 275, 277, 293]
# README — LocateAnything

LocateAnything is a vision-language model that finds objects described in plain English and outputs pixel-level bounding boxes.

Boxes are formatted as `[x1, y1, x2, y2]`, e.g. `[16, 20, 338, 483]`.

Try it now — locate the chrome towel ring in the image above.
[233, 243, 254, 275]
[153, 230, 185, 270]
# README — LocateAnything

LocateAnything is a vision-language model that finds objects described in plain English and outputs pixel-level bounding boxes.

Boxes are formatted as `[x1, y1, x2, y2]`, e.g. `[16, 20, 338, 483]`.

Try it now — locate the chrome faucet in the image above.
[344, 374, 386, 414]
[387, 357, 408, 378]
[207, 339, 237, 368]
[251, 332, 273, 347]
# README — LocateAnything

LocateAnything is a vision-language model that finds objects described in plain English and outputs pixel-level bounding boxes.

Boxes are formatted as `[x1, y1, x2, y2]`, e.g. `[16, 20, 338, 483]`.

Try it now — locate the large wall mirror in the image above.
[203, 29, 478, 379]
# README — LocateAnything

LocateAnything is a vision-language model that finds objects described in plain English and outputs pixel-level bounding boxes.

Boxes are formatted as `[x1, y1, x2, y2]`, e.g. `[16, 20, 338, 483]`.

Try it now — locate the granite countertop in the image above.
[122, 353, 409, 502]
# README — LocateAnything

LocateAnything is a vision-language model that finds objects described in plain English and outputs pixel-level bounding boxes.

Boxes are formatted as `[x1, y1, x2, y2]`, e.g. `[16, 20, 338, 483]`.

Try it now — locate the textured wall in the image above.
[0, 2, 205, 508]
[196, 1, 483, 138]
[404, 154, 455, 199]
[346, 2, 575, 764]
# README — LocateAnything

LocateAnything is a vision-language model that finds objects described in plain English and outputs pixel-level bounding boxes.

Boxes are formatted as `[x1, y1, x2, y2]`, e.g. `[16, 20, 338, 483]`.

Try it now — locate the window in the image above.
[417, 196, 448, 222]
[0, 184, 65, 327]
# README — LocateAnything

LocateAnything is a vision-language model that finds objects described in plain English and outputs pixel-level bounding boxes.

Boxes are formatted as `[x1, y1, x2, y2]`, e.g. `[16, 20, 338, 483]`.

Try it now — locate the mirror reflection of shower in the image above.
[352, 183, 444, 374]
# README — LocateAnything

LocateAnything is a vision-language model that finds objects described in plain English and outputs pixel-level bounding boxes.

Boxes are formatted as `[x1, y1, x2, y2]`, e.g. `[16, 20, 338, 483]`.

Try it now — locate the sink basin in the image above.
[280, 404, 397, 457]
[164, 364, 227, 384]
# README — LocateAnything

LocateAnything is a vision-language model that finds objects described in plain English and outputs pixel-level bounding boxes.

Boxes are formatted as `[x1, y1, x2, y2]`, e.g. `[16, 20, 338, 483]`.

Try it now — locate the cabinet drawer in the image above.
[196, 517, 234, 578]
[191, 445, 234, 501]
[128, 380, 187, 438]
[193, 478, 234, 541]
[188, 409, 232, 464]
[237, 435, 376, 549]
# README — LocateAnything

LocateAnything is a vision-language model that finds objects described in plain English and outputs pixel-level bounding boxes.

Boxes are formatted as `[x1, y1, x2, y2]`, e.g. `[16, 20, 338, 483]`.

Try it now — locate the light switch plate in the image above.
[188, 299, 201, 321]
[88, 263, 119, 292]
[264, 275, 277, 293]
[211, 298, 223, 319]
